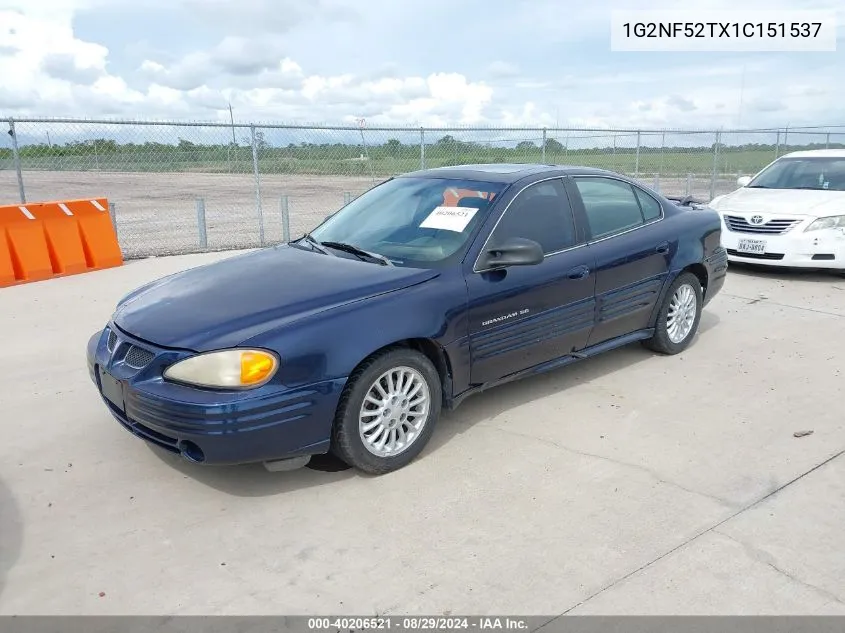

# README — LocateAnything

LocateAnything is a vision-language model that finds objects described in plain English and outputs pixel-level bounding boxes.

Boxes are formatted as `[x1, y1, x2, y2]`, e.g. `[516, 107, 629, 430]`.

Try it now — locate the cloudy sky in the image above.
[0, 0, 843, 129]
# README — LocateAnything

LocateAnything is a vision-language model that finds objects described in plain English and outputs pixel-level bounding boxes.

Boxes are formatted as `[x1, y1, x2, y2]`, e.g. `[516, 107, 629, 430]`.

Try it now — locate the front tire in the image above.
[331, 347, 442, 475]
[644, 272, 703, 355]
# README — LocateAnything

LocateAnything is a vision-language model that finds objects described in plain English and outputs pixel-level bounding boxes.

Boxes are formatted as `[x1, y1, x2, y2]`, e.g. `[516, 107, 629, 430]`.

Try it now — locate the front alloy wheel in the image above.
[358, 366, 431, 458]
[332, 348, 442, 474]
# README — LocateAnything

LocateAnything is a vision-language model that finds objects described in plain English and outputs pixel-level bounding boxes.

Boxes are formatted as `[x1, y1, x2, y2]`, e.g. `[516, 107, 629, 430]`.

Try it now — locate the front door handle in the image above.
[566, 264, 590, 280]
[656, 241, 670, 254]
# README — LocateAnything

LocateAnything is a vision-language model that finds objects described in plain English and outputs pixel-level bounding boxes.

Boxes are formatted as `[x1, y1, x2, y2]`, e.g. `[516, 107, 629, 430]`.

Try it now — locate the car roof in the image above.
[779, 149, 845, 159]
[398, 163, 620, 184]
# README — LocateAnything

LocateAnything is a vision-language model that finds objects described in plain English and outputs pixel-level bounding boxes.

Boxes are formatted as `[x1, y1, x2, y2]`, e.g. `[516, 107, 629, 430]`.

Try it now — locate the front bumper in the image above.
[720, 221, 845, 270]
[87, 327, 347, 466]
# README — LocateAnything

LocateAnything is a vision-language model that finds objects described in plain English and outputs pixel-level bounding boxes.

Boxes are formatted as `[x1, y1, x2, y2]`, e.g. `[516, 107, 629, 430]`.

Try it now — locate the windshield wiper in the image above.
[320, 241, 394, 266]
[745, 185, 772, 188]
[299, 233, 332, 255]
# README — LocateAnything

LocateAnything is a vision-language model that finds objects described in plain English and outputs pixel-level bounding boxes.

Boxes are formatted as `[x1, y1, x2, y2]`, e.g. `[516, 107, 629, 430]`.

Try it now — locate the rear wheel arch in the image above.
[649, 263, 709, 329]
[682, 262, 709, 296]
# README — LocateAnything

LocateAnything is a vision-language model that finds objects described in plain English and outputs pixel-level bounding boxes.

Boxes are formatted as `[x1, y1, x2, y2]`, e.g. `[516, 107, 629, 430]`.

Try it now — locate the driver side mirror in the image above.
[736, 175, 752, 187]
[477, 237, 544, 270]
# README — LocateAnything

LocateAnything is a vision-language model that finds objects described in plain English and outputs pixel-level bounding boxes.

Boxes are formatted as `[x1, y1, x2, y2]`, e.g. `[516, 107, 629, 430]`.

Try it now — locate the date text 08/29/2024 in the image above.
[307, 616, 529, 630]
[87, 163, 727, 475]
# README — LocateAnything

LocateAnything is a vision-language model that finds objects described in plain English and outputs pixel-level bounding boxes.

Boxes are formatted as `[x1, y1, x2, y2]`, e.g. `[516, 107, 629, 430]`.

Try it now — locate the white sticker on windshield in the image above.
[419, 206, 478, 232]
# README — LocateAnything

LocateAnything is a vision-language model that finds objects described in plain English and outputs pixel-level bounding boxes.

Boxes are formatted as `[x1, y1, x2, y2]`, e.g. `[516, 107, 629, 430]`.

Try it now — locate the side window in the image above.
[573, 177, 645, 240]
[488, 179, 577, 254]
[634, 187, 662, 221]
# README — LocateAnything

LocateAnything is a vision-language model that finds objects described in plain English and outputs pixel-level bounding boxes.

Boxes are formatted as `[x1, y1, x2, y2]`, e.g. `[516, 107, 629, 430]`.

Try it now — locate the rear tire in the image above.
[644, 272, 703, 355]
[331, 347, 442, 475]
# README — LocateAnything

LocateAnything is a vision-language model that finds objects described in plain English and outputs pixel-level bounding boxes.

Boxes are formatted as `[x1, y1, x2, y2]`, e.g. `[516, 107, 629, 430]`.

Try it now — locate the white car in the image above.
[708, 149, 845, 273]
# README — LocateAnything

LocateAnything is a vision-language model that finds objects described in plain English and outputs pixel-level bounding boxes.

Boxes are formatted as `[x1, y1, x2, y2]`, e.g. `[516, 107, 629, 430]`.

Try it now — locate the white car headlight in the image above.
[163, 349, 279, 389]
[805, 215, 845, 232]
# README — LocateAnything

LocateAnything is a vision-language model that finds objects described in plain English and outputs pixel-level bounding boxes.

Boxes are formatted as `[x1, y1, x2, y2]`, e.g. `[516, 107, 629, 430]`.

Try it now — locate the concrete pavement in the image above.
[0, 252, 843, 614]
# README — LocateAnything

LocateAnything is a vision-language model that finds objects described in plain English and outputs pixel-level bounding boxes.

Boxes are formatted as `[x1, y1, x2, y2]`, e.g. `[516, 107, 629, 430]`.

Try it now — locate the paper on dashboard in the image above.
[419, 206, 479, 232]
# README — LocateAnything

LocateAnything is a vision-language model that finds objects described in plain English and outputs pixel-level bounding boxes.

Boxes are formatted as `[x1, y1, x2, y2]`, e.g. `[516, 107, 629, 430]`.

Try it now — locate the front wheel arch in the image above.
[345, 338, 453, 408]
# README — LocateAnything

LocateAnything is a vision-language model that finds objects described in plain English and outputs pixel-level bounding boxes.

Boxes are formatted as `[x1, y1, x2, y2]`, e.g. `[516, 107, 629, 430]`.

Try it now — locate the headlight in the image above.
[805, 215, 845, 232]
[163, 349, 279, 389]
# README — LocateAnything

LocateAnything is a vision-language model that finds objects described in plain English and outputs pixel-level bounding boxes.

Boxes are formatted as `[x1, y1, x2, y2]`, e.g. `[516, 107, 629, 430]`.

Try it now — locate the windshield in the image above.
[748, 157, 845, 191]
[306, 176, 507, 267]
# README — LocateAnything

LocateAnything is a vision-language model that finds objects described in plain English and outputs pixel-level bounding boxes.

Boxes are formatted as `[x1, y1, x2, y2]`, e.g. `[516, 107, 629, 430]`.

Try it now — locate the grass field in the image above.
[1, 146, 802, 179]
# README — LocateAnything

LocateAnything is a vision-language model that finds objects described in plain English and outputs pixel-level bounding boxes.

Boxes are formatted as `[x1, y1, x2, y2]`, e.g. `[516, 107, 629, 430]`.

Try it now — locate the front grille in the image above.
[124, 344, 155, 369]
[726, 249, 785, 260]
[724, 215, 801, 235]
[107, 329, 118, 352]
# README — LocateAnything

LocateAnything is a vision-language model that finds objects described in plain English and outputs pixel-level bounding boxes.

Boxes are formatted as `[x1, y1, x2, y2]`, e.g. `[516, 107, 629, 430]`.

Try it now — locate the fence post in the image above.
[775, 129, 781, 158]
[250, 125, 265, 245]
[108, 202, 117, 235]
[634, 131, 641, 178]
[541, 127, 547, 163]
[612, 134, 616, 169]
[686, 173, 692, 196]
[280, 195, 290, 242]
[652, 173, 660, 192]
[196, 197, 207, 249]
[659, 131, 665, 177]
[343, 192, 352, 205]
[710, 130, 721, 201]
[8, 118, 26, 203]
[420, 127, 425, 169]
[825, 132, 830, 149]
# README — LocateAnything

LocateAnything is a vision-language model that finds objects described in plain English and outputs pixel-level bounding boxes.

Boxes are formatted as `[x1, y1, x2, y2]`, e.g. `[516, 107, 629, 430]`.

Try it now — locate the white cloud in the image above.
[138, 36, 297, 90]
[0, 0, 843, 132]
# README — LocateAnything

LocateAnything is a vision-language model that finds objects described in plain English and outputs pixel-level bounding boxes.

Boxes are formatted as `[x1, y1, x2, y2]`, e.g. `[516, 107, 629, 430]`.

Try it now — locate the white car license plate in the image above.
[737, 238, 766, 255]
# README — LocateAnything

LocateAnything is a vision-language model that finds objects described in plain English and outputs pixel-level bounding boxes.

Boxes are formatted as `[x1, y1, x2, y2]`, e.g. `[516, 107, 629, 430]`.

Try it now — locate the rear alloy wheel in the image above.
[331, 348, 441, 474]
[644, 272, 703, 355]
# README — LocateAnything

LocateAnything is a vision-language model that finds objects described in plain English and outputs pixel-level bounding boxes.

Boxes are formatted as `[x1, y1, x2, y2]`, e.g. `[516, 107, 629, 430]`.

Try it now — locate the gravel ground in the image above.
[1, 169, 739, 258]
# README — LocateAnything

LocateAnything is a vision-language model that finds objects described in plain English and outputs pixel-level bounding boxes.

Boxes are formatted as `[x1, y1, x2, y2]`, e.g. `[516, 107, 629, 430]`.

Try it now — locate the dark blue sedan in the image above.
[87, 163, 728, 474]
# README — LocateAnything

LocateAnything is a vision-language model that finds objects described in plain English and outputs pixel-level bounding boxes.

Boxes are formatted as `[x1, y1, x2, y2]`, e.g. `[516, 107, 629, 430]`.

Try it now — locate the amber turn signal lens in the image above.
[240, 351, 277, 385]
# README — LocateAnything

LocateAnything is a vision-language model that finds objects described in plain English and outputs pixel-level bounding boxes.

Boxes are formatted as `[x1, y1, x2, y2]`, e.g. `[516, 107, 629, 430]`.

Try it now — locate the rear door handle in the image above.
[566, 265, 590, 280]
[656, 241, 670, 254]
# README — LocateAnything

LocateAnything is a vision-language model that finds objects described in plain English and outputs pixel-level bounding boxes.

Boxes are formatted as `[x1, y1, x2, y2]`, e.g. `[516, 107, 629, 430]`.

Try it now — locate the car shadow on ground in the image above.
[149, 448, 358, 497]
[150, 310, 721, 496]
[727, 262, 844, 284]
[428, 309, 721, 456]
[0, 477, 23, 600]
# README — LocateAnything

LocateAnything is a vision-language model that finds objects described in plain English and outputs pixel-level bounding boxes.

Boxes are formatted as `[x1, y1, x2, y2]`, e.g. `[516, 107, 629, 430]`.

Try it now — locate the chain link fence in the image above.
[1, 118, 843, 259]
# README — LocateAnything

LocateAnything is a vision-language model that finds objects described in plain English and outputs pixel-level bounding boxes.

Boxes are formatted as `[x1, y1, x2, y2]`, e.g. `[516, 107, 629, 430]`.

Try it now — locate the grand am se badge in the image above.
[481, 309, 530, 327]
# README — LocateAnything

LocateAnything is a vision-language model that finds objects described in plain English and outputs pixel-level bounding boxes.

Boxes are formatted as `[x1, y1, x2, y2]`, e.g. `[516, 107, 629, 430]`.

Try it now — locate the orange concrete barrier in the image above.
[0, 197, 122, 288]
[1, 205, 54, 285]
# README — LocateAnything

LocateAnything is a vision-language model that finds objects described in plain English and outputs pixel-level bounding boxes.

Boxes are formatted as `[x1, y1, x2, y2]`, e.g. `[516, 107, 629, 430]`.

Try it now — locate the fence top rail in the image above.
[5, 116, 845, 135]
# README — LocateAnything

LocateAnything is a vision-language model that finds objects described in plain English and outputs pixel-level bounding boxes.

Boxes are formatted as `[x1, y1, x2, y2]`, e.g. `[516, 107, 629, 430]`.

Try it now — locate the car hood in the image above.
[709, 187, 845, 217]
[112, 245, 439, 351]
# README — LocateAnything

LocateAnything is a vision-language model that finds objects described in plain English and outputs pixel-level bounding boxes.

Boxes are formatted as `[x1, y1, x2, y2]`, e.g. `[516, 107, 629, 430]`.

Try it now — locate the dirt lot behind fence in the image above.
[0, 169, 740, 258]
